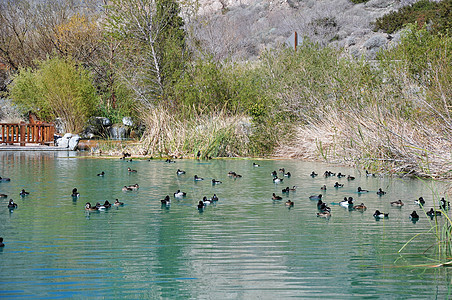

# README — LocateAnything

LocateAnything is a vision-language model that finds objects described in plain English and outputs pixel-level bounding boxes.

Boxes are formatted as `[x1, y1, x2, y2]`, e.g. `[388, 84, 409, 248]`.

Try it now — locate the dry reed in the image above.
[139, 107, 252, 158]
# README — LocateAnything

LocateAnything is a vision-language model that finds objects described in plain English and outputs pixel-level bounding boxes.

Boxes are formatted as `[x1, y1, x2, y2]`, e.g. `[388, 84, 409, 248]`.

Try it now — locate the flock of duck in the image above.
[2, 158, 451, 231]
[306, 170, 450, 222]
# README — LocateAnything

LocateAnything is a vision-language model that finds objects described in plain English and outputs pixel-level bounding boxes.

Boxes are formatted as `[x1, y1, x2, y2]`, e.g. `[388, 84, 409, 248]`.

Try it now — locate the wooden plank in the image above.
[20, 124, 25, 146]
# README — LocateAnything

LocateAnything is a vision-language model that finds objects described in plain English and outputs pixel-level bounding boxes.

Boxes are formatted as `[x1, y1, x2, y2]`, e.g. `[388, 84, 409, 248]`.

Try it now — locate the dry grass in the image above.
[277, 111, 452, 178]
[138, 107, 252, 158]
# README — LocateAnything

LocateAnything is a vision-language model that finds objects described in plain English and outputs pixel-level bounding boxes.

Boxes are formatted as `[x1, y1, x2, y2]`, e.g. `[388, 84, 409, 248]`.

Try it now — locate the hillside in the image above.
[187, 0, 433, 60]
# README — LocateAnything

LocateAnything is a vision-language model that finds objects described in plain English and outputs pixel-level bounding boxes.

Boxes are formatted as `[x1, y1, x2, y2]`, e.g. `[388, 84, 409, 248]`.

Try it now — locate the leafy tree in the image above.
[103, 0, 188, 108]
[10, 57, 98, 133]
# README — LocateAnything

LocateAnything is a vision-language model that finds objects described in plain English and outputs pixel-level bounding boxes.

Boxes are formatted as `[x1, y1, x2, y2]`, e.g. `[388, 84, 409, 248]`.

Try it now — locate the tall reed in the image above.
[139, 106, 253, 158]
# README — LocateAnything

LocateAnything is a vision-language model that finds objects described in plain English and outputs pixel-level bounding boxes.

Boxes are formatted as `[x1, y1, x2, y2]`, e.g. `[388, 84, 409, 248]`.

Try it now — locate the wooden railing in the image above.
[0, 122, 55, 146]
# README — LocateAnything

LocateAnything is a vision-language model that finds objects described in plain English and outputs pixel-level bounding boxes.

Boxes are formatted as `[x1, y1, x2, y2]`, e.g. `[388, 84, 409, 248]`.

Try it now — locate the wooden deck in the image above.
[0, 122, 55, 146]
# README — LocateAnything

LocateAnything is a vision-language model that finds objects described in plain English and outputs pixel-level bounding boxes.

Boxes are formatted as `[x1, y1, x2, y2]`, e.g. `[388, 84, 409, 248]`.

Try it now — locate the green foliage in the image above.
[10, 57, 98, 133]
[374, 0, 452, 34]
[378, 24, 451, 83]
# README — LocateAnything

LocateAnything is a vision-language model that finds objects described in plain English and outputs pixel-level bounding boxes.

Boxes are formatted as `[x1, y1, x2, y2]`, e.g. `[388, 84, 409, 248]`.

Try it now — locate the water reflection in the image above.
[0, 152, 451, 298]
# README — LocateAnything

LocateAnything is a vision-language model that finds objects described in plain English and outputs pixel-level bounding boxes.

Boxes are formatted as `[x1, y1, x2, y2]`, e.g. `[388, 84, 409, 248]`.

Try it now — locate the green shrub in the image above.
[374, 0, 451, 34]
[10, 57, 98, 133]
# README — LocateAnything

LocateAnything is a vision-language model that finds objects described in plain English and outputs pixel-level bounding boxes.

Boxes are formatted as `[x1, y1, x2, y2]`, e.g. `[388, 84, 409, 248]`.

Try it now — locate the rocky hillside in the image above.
[186, 0, 427, 60]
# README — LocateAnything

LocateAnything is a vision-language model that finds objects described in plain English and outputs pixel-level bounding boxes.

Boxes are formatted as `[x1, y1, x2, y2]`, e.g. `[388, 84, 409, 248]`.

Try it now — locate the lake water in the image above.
[0, 151, 451, 298]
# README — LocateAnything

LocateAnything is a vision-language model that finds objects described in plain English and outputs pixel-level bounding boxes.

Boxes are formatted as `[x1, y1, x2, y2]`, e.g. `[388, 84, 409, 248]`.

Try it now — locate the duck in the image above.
[309, 194, 322, 201]
[71, 188, 80, 197]
[410, 211, 420, 220]
[211, 194, 219, 202]
[7, 199, 17, 209]
[127, 183, 139, 190]
[324, 171, 335, 177]
[390, 200, 404, 207]
[161, 195, 171, 206]
[165, 158, 176, 163]
[103, 200, 112, 209]
[253, 162, 260, 167]
[340, 197, 354, 208]
[95, 202, 107, 210]
[279, 168, 285, 173]
[310, 171, 318, 177]
[232, 173, 242, 178]
[317, 211, 331, 218]
[197, 201, 205, 209]
[373, 210, 389, 218]
[227, 171, 237, 176]
[376, 188, 386, 196]
[84, 202, 98, 211]
[0, 177, 11, 182]
[414, 197, 425, 206]
[318, 201, 331, 212]
[284, 172, 291, 177]
[337, 173, 346, 178]
[0, 193, 7, 198]
[357, 187, 369, 193]
[176, 169, 186, 175]
[334, 182, 344, 188]
[440, 198, 450, 210]
[202, 196, 212, 206]
[19, 189, 29, 196]
[0, 237, 4, 247]
[427, 208, 441, 217]
[194, 175, 204, 181]
[285, 200, 294, 207]
[353, 203, 367, 211]
[127, 167, 137, 173]
[347, 175, 355, 180]
[212, 179, 222, 185]
[97, 171, 105, 176]
[196, 151, 201, 160]
[321, 185, 327, 191]
[273, 177, 283, 183]
[114, 199, 124, 206]
[282, 186, 296, 193]
[272, 193, 282, 200]
[366, 170, 375, 177]
[122, 186, 133, 192]
[174, 190, 187, 198]
[271, 171, 278, 177]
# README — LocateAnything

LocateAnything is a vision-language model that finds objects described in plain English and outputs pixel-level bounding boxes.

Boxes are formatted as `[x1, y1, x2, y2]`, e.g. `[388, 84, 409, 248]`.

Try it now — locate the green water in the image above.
[0, 151, 451, 298]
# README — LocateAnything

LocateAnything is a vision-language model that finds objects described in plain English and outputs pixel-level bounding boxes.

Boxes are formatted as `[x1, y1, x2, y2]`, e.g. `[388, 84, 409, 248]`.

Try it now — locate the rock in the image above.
[109, 124, 130, 140]
[363, 35, 387, 50]
[56, 133, 72, 148]
[346, 37, 356, 47]
[68, 134, 80, 150]
[81, 117, 111, 139]
[98, 117, 111, 126]
[122, 117, 133, 127]
[365, 0, 395, 9]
